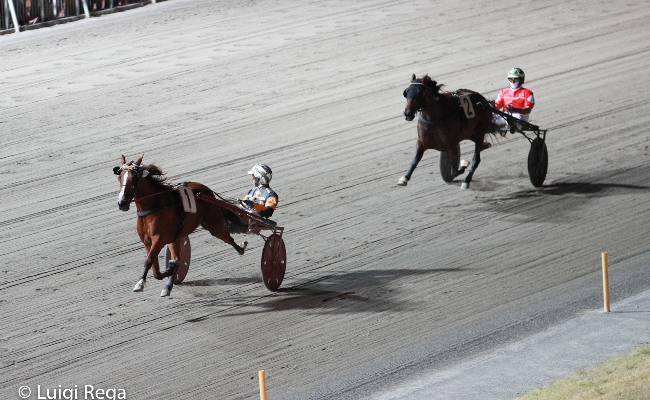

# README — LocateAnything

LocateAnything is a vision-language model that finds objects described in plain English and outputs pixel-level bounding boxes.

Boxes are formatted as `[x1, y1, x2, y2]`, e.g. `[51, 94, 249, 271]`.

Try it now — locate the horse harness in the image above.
[132, 178, 194, 241]
[134, 185, 186, 217]
[407, 83, 473, 126]
[420, 89, 473, 127]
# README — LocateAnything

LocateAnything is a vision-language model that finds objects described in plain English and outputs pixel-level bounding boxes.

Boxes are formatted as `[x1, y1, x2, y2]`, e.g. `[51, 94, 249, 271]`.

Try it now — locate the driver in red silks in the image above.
[492, 67, 535, 132]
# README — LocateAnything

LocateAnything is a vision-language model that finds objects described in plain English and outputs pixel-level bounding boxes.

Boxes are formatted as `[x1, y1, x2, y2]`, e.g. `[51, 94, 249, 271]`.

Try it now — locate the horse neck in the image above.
[134, 177, 170, 206]
[421, 93, 450, 119]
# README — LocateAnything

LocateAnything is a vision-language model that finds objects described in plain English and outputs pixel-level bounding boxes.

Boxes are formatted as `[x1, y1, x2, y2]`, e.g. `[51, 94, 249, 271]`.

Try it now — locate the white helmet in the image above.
[248, 164, 272, 185]
[507, 67, 525, 85]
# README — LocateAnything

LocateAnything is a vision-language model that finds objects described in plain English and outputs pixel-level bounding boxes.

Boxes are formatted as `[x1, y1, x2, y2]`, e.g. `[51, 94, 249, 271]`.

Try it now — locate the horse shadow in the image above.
[475, 165, 650, 222]
[193, 267, 463, 315]
[518, 181, 650, 198]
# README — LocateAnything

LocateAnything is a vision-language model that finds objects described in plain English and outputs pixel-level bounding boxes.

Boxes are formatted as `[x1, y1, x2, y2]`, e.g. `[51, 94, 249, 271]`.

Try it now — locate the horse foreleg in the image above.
[133, 239, 166, 293]
[133, 242, 154, 292]
[133, 257, 162, 292]
[133, 275, 147, 292]
[461, 143, 482, 190]
[398, 144, 425, 186]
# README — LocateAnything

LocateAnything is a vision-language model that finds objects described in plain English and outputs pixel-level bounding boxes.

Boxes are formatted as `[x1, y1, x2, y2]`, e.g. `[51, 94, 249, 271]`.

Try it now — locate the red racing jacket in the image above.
[494, 87, 535, 112]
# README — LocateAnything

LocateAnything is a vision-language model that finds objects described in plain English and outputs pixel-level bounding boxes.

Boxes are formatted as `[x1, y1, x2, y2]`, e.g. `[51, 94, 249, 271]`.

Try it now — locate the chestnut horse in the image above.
[114, 155, 246, 297]
[398, 74, 493, 189]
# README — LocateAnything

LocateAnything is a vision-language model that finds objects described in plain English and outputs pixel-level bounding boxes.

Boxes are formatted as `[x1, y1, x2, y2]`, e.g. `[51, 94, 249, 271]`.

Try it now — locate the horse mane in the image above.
[143, 163, 169, 187]
[420, 74, 444, 93]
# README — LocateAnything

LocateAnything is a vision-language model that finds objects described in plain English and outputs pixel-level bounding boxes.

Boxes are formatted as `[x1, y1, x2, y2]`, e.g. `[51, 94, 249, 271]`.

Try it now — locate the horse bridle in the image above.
[404, 82, 460, 124]
[403, 82, 427, 110]
[114, 163, 149, 203]
[114, 164, 177, 219]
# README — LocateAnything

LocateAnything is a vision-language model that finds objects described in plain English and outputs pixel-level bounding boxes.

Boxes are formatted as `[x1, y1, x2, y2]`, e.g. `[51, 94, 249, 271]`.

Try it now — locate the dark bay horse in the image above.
[398, 74, 493, 189]
[114, 155, 246, 297]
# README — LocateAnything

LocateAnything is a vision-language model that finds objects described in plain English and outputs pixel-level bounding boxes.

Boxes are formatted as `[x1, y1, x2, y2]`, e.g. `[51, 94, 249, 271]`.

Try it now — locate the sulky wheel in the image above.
[439, 144, 461, 183]
[165, 236, 191, 284]
[261, 233, 286, 291]
[528, 137, 548, 187]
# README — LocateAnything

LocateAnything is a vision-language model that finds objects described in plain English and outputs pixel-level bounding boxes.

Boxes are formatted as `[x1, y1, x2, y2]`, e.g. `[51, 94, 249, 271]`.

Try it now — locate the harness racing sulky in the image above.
[114, 155, 286, 297]
[398, 74, 548, 189]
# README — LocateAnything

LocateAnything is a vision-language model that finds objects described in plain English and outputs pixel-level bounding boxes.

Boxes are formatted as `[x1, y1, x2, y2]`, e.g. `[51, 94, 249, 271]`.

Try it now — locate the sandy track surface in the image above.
[2, 0, 650, 399]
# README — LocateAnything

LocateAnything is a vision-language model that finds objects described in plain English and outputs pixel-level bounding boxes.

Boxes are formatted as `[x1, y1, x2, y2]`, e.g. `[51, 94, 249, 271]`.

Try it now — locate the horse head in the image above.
[403, 74, 441, 121]
[114, 155, 148, 211]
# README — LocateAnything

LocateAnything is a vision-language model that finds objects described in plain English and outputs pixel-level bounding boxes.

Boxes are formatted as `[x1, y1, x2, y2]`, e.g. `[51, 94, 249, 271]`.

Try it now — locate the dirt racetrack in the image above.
[2, 0, 650, 399]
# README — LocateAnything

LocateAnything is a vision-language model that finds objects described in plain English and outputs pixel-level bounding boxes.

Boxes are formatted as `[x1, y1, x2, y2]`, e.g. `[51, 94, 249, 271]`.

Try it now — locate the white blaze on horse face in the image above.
[118, 170, 130, 203]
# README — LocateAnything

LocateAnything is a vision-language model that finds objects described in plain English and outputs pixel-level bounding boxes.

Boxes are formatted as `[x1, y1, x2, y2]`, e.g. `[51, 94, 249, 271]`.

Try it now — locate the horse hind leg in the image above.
[235, 241, 248, 255]
[214, 224, 248, 255]
[159, 241, 187, 297]
[461, 143, 482, 190]
[202, 219, 248, 255]
[457, 159, 470, 176]
[449, 145, 469, 178]
[160, 259, 179, 297]
[163, 241, 180, 276]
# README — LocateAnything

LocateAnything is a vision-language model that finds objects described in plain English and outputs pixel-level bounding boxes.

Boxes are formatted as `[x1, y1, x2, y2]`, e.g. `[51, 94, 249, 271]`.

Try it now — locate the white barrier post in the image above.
[81, 0, 90, 19]
[258, 370, 267, 400]
[7, 0, 20, 33]
[602, 252, 610, 313]
[151, 0, 156, 4]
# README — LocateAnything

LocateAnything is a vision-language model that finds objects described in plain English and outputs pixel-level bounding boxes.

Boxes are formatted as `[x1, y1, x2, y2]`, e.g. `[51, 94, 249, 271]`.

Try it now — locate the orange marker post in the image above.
[259, 370, 267, 400]
[602, 252, 610, 313]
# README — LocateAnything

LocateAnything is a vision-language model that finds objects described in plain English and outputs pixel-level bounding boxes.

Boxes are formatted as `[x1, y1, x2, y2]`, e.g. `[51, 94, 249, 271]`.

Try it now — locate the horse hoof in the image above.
[397, 176, 409, 186]
[238, 241, 248, 255]
[460, 182, 469, 190]
[460, 159, 470, 168]
[160, 289, 171, 297]
[133, 279, 145, 292]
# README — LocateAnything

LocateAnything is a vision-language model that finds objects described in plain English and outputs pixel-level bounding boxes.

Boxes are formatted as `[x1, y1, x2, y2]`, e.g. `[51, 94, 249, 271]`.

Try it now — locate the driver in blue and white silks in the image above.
[241, 164, 278, 219]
